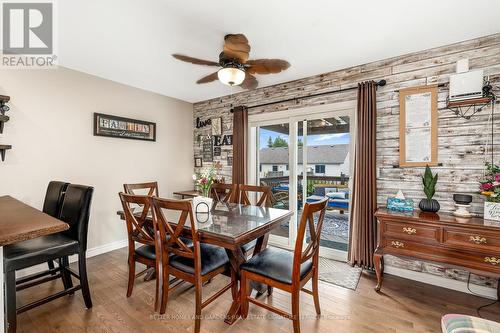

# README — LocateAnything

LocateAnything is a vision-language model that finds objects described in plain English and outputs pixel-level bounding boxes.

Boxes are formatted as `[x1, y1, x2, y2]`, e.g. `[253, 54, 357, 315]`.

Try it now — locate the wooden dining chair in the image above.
[239, 184, 273, 207]
[118, 192, 160, 310]
[151, 197, 236, 333]
[210, 183, 237, 204]
[239, 198, 328, 333]
[123, 181, 159, 197]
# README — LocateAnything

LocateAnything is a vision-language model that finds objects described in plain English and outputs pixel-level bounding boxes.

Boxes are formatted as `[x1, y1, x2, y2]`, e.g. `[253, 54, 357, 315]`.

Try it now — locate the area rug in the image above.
[318, 257, 362, 290]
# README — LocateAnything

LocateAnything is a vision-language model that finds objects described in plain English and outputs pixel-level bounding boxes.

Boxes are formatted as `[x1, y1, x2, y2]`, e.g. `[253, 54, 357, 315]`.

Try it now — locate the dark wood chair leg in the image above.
[194, 277, 203, 333]
[160, 264, 170, 314]
[78, 251, 92, 309]
[312, 267, 321, 315]
[291, 289, 301, 333]
[47, 260, 56, 275]
[5, 270, 17, 333]
[240, 272, 249, 319]
[127, 254, 135, 297]
[59, 256, 74, 294]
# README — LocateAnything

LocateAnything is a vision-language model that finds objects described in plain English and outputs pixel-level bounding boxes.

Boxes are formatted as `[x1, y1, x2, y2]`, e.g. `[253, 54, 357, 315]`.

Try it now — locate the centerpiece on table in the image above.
[480, 162, 500, 221]
[192, 167, 217, 223]
[419, 165, 440, 213]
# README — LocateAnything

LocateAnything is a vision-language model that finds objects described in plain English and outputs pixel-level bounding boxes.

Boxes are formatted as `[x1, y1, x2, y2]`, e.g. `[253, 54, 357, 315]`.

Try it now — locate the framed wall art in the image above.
[94, 113, 156, 141]
[399, 85, 438, 167]
[194, 157, 203, 167]
[211, 117, 222, 136]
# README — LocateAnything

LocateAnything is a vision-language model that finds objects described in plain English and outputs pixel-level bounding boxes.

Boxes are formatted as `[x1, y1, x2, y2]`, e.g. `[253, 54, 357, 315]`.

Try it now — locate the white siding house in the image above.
[259, 145, 349, 178]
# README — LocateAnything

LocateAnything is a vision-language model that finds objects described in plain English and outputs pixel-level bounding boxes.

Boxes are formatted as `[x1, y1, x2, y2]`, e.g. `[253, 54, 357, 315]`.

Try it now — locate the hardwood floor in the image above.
[16, 248, 500, 333]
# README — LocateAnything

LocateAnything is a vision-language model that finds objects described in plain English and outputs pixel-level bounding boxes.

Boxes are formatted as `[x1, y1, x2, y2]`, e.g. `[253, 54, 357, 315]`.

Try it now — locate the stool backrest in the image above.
[59, 184, 94, 251]
[152, 197, 198, 261]
[43, 181, 69, 218]
[210, 183, 238, 204]
[292, 198, 328, 284]
[123, 182, 159, 197]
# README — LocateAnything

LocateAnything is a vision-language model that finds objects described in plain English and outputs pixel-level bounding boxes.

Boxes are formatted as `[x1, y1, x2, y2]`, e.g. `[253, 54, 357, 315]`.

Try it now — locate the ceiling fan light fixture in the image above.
[217, 66, 245, 86]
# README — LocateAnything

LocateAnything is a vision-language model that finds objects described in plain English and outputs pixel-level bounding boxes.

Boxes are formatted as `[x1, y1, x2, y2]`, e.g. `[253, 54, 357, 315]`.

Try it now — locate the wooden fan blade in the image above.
[240, 73, 258, 90]
[196, 72, 219, 84]
[223, 34, 251, 63]
[172, 54, 219, 66]
[247, 59, 290, 74]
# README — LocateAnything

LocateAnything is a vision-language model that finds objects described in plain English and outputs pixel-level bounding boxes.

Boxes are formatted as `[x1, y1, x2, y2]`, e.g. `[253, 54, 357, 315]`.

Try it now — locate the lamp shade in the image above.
[217, 67, 245, 86]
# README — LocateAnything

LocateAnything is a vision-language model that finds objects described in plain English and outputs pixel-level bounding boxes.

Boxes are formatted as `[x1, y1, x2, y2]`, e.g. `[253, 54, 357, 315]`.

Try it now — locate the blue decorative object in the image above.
[387, 197, 414, 212]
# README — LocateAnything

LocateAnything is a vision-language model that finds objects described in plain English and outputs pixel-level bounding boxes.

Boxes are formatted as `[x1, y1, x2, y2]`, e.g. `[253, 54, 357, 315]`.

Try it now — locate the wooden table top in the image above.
[117, 203, 293, 250]
[0, 195, 69, 246]
[172, 190, 200, 198]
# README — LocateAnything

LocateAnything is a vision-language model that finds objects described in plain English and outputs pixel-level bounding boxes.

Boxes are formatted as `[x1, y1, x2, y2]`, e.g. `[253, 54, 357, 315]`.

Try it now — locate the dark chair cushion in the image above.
[241, 240, 257, 253]
[135, 245, 156, 261]
[240, 247, 313, 285]
[4, 234, 79, 272]
[169, 243, 229, 276]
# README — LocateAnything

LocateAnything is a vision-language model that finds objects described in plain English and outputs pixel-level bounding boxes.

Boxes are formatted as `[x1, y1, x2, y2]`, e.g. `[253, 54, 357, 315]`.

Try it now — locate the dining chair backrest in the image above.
[119, 192, 156, 246]
[152, 197, 198, 260]
[43, 181, 69, 218]
[292, 198, 328, 283]
[59, 184, 94, 252]
[239, 184, 272, 207]
[123, 182, 159, 197]
[210, 183, 238, 204]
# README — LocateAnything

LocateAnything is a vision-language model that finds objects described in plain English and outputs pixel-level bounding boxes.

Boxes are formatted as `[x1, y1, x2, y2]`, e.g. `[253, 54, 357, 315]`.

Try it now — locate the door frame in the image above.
[248, 101, 356, 261]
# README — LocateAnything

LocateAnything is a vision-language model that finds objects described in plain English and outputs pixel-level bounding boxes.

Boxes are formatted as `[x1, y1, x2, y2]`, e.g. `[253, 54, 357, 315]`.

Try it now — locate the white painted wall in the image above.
[0, 67, 193, 250]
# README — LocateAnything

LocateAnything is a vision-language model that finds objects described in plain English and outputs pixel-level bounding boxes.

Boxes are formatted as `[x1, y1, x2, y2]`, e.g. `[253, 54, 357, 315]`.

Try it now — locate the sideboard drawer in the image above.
[443, 228, 500, 253]
[384, 222, 440, 243]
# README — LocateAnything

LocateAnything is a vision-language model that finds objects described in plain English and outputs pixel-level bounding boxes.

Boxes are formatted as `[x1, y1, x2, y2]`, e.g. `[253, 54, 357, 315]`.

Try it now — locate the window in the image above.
[286, 164, 289, 171]
[315, 165, 325, 174]
[272, 165, 278, 172]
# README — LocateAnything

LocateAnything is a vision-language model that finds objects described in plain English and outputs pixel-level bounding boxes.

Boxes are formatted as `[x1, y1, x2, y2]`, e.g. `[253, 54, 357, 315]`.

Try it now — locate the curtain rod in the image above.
[230, 79, 387, 112]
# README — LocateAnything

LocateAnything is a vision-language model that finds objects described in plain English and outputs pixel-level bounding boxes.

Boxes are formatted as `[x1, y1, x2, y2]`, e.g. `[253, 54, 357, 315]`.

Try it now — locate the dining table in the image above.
[117, 201, 293, 324]
[0, 195, 69, 333]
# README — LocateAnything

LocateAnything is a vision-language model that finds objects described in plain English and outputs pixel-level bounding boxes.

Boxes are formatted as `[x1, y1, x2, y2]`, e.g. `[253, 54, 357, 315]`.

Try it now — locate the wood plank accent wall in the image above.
[193, 33, 500, 290]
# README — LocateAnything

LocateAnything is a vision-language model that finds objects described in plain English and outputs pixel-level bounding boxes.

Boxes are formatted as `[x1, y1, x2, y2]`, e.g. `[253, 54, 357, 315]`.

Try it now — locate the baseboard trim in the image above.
[16, 238, 128, 278]
[384, 265, 498, 300]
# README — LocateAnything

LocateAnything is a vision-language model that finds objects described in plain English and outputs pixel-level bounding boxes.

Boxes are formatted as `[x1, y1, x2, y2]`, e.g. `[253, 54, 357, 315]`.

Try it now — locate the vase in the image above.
[418, 198, 440, 213]
[202, 187, 210, 198]
[484, 201, 500, 221]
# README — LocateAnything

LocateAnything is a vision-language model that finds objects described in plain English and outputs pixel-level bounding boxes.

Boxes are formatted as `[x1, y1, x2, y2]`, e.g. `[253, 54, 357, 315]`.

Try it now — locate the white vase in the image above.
[484, 201, 500, 221]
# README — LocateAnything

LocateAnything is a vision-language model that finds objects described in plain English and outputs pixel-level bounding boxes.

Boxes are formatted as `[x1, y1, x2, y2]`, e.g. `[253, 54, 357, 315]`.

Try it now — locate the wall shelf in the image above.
[445, 96, 495, 119]
[0, 114, 9, 134]
[0, 144, 12, 161]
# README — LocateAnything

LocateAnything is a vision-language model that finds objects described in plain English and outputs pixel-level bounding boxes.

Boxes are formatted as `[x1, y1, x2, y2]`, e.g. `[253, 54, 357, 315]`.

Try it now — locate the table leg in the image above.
[224, 234, 271, 325]
[1, 246, 5, 333]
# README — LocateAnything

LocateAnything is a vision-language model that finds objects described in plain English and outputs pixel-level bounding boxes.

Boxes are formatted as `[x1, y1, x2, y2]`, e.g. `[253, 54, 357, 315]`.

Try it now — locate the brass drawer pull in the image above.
[403, 227, 417, 235]
[469, 235, 487, 245]
[391, 241, 405, 248]
[484, 257, 500, 265]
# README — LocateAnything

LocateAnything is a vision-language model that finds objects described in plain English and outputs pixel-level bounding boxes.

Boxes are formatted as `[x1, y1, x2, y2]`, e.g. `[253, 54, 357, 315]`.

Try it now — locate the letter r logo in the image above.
[2, 2, 53, 54]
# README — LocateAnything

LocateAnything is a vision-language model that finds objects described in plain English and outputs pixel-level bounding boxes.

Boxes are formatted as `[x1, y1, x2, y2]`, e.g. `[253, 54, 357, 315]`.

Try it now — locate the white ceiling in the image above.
[59, 0, 500, 103]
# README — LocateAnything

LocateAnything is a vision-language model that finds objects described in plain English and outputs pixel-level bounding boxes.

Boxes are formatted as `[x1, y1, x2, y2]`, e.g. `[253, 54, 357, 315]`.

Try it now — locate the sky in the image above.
[259, 128, 350, 149]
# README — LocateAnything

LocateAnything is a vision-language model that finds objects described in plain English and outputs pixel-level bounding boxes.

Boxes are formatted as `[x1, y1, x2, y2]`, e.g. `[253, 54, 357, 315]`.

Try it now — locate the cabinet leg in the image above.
[497, 278, 499, 301]
[374, 252, 383, 292]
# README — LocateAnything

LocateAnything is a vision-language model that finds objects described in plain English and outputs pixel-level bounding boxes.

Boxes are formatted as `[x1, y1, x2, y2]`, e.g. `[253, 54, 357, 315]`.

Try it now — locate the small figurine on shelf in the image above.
[419, 165, 440, 213]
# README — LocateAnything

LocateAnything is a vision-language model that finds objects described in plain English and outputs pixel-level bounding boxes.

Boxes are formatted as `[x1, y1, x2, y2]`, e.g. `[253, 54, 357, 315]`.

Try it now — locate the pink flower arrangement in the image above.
[479, 163, 500, 203]
[193, 167, 217, 197]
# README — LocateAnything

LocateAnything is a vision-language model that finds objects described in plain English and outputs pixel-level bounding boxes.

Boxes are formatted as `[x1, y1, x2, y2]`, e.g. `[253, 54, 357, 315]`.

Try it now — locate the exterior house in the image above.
[259, 144, 349, 178]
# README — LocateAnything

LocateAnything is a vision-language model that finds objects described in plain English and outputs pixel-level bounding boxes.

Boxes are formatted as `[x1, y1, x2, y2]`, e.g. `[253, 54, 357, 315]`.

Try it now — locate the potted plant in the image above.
[480, 162, 500, 221]
[419, 165, 440, 213]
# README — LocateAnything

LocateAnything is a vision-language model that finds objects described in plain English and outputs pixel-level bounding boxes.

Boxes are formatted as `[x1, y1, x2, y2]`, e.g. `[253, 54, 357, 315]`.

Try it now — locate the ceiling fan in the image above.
[172, 34, 290, 90]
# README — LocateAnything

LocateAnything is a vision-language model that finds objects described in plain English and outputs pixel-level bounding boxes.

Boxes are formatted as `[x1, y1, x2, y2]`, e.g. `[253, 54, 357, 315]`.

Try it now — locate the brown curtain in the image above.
[348, 81, 378, 269]
[232, 105, 248, 185]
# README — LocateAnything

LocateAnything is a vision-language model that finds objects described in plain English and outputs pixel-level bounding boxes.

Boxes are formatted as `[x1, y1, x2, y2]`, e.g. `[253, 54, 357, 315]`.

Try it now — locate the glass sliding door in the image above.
[248, 104, 354, 258]
[296, 115, 351, 258]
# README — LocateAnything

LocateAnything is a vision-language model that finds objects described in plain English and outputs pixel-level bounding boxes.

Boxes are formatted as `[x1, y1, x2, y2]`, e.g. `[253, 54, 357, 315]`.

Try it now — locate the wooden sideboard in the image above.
[374, 208, 500, 298]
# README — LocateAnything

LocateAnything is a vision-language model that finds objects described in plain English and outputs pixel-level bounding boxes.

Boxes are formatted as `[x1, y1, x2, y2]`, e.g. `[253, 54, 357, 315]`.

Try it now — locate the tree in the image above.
[267, 136, 273, 148]
[272, 136, 288, 147]
[298, 138, 303, 147]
